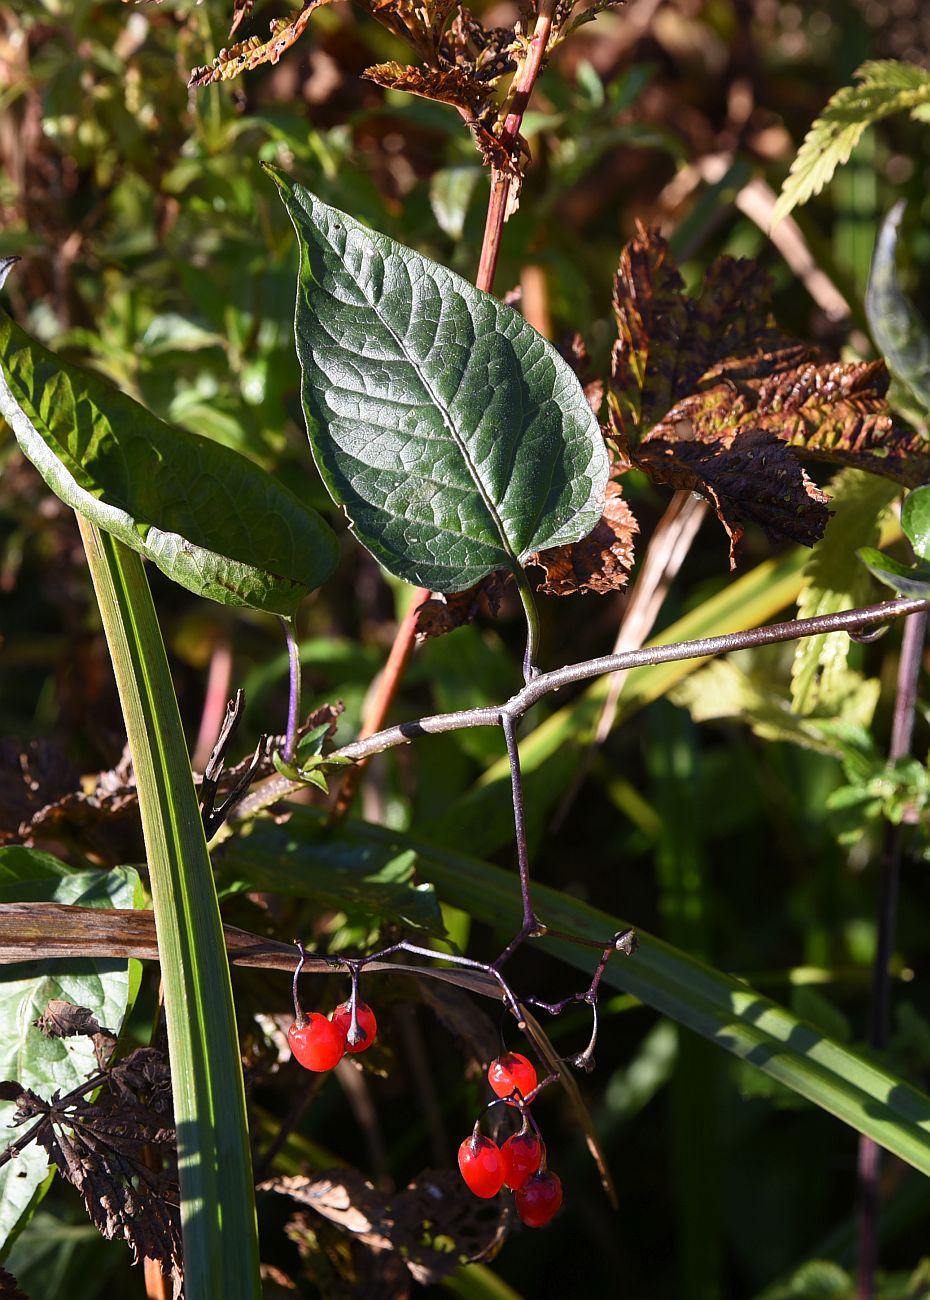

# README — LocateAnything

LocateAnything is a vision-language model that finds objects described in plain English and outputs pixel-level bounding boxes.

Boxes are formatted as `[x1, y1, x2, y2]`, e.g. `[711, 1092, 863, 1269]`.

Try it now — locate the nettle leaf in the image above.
[188, 1, 334, 87]
[772, 61, 930, 228]
[608, 227, 927, 564]
[362, 61, 487, 115]
[867, 203, 930, 414]
[272, 170, 609, 593]
[0, 290, 338, 618]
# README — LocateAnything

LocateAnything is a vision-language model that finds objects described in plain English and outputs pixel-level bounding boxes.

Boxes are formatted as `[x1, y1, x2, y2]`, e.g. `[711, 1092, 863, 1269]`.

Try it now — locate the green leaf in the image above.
[858, 547, 930, 597]
[772, 61, 930, 227]
[0, 861, 139, 1256]
[791, 470, 899, 715]
[269, 168, 609, 593]
[866, 203, 930, 414]
[902, 485, 930, 560]
[428, 166, 483, 241]
[0, 285, 338, 618]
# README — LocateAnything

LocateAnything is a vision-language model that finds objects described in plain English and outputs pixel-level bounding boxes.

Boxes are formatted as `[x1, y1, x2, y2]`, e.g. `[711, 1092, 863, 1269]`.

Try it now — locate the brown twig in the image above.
[855, 609, 927, 1300]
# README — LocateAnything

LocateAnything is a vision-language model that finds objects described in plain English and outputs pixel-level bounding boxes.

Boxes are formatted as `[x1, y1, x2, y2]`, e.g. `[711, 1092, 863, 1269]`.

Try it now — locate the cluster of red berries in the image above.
[288, 999, 377, 1071]
[458, 1052, 563, 1229]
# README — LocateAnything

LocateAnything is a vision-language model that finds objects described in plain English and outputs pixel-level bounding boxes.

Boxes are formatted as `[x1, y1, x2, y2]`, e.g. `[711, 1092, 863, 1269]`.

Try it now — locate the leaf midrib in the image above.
[323, 221, 522, 572]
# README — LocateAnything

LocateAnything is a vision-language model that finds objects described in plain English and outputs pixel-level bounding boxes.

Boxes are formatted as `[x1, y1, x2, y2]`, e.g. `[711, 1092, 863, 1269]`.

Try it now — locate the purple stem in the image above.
[856, 609, 927, 1300]
[279, 616, 300, 765]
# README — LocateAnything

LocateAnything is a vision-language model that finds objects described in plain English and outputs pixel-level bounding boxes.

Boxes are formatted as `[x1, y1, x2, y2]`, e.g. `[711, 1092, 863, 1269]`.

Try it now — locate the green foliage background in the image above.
[3, 1, 930, 1297]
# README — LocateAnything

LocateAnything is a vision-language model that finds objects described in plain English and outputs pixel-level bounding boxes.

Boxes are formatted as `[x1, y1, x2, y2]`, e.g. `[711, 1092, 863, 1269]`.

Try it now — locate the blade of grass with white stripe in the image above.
[78, 518, 260, 1300]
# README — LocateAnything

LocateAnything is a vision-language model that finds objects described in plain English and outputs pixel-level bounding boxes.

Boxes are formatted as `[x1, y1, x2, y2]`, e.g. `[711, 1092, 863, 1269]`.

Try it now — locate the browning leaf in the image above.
[413, 574, 507, 639]
[188, 1, 334, 87]
[263, 1167, 507, 1283]
[361, 61, 487, 116]
[34, 999, 117, 1069]
[229, 0, 254, 37]
[636, 426, 830, 567]
[530, 479, 638, 595]
[1, 1048, 180, 1293]
[0, 737, 79, 847]
[559, 331, 604, 416]
[0, 1269, 28, 1300]
[609, 227, 925, 560]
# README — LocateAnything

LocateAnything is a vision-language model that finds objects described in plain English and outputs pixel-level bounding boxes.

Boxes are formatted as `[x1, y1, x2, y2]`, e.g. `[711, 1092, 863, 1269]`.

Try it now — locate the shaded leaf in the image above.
[262, 1167, 507, 1281]
[867, 205, 930, 415]
[635, 427, 830, 567]
[0, 1269, 28, 1300]
[413, 574, 507, 639]
[791, 469, 899, 715]
[188, 2, 334, 87]
[272, 172, 609, 593]
[0, 739, 78, 848]
[529, 479, 637, 594]
[858, 547, 930, 598]
[558, 332, 604, 417]
[0, 293, 339, 618]
[903, 485, 930, 560]
[772, 61, 930, 228]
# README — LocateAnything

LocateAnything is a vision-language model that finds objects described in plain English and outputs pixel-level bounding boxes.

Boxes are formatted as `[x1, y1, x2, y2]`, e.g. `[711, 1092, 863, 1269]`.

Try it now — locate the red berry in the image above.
[288, 1014, 347, 1072]
[331, 1000, 378, 1054]
[488, 1052, 537, 1102]
[501, 1131, 543, 1190]
[458, 1134, 506, 1199]
[515, 1169, 563, 1227]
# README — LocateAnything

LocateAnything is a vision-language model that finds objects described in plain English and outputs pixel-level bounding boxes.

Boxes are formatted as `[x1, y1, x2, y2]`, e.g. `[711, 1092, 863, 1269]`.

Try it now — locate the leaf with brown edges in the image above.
[362, 62, 487, 115]
[188, 1, 333, 86]
[530, 480, 637, 595]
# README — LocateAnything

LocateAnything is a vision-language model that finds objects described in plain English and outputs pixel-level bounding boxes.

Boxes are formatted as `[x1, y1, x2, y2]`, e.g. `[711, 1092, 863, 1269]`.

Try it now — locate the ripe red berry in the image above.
[458, 1133, 506, 1199]
[331, 1000, 378, 1054]
[288, 1014, 347, 1072]
[501, 1130, 543, 1190]
[488, 1052, 537, 1102]
[515, 1169, 563, 1227]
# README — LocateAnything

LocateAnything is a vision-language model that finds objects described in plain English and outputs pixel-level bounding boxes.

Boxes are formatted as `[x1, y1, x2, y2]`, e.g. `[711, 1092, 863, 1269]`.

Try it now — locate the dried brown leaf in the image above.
[263, 1166, 507, 1282]
[0, 737, 79, 847]
[413, 574, 507, 639]
[530, 480, 637, 595]
[361, 61, 487, 115]
[559, 331, 604, 416]
[188, 1, 334, 87]
[229, 0, 254, 37]
[636, 426, 830, 566]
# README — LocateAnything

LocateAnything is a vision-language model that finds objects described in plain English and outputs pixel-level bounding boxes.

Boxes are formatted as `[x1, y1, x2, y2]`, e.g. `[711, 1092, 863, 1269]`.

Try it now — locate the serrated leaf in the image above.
[0, 296, 338, 618]
[0, 860, 139, 1255]
[867, 203, 930, 414]
[791, 469, 899, 715]
[529, 478, 637, 595]
[188, 1, 333, 87]
[858, 546, 930, 597]
[272, 170, 609, 593]
[772, 61, 930, 227]
[903, 485, 930, 560]
[362, 62, 486, 115]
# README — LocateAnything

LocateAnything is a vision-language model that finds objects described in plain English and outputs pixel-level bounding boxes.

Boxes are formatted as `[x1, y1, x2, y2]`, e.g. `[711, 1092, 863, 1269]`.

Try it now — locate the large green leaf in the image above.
[866, 203, 930, 414]
[228, 810, 930, 1179]
[269, 168, 609, 593]
[0, 283, 338, 618]
[0, 851, 139, 1257]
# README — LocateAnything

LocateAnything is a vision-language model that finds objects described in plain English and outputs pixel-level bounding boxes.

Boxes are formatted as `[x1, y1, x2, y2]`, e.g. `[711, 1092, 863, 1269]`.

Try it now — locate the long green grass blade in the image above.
[224, 808, 930, 1179]
[79, 519, 259, 1299]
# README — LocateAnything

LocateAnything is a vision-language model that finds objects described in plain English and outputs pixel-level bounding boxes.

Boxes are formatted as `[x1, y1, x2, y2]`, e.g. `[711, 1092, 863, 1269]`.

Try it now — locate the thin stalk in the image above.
[512, 564, 541, 681]
[496, 713, 541, 964]
[78, 518, 260, 1300]
[280, 616, 301, 765]
[855, 609, 927, 1300]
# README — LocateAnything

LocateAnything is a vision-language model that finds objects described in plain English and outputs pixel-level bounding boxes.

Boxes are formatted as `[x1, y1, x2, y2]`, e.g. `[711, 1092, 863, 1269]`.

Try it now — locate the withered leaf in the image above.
[229, 0, 254, 38]
[530, 479, 637, 595]
[559, 331, 604, 416]
[34, 1000, 110, 1041]
[0, 1268, 29, 1300]
[413, 573, 507, 639]
[636, 426, 830, 567]
[362, 62, 487, 116]
[188, 1, 334, 87]
[0, 737, 79, 847]
[262, 1166, 507, 1282]
[609, 226, 929, 560]
[0, 1049, 181, 1292]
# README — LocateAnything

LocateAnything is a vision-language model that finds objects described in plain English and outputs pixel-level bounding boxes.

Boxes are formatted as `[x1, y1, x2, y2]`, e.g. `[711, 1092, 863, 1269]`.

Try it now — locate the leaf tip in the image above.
[0, 256, 21, 292]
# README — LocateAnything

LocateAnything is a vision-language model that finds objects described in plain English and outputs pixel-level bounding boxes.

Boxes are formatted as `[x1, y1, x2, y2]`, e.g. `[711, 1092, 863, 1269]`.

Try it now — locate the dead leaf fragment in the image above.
[531, 480, 638, 594]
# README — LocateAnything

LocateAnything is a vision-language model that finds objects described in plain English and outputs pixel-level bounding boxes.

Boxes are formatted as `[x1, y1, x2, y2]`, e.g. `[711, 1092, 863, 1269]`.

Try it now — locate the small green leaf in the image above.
[858, 546, 930, 597]
[772, 61, 930, 227]
[0, 862, 139, 1255]
[270, 168, 609, 593]
[902, 485, 930, 560]
[866, 203, 930, 414]
[0, 285, 338, 618]
[429, 166, 483, 241]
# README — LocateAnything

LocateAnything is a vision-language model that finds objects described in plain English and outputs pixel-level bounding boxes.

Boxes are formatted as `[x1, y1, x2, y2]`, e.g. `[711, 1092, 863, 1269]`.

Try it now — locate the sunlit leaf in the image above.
[271, 170, 609, 593]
